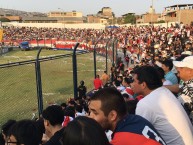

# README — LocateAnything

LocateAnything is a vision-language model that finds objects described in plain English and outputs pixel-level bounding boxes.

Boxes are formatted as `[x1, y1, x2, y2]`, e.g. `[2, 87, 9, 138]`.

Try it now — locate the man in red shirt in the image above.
[94, 75, 103, 90]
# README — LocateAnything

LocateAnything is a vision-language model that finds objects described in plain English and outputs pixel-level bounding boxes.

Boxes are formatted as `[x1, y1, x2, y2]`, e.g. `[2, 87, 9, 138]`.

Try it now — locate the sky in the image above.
[0, 0, 192, 16]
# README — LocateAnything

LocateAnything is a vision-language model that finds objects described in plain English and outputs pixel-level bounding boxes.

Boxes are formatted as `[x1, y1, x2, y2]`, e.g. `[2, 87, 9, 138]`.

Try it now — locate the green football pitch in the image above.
[0, 49, 112, 126]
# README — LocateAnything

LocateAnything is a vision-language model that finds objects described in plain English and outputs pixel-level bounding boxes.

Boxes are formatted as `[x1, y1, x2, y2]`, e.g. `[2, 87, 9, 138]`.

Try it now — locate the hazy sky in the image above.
[0, 0, 192, 16]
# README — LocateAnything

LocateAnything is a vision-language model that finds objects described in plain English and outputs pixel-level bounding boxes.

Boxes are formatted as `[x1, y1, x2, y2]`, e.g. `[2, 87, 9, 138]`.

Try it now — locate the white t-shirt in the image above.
[136, 87, 193, 145]
[163, 80, 173, 85]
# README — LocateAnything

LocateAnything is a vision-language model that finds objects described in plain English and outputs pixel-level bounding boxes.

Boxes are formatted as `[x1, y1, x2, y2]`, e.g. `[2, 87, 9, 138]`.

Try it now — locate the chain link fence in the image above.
[0, 62, 37, 126]
[0, 40, 115, 127]
[0, 54, 111, 126]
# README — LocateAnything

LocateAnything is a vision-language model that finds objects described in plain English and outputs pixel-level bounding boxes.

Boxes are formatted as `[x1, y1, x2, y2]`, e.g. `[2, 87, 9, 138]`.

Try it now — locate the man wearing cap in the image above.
[173, 56, 193, 118]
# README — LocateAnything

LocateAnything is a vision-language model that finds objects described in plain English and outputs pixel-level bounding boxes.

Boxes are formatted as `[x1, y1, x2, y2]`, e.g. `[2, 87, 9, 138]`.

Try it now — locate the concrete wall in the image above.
[177, 9, 193, 25]
[3, 22, 177, 29]
[119, 22, 176, 28]
[3, 22, 106, 29]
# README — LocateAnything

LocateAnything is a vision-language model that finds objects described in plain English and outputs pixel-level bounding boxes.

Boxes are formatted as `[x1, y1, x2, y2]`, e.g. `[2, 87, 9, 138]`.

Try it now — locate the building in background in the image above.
[158, 4, 193, 25]
[48, 11, 82, 18]
[136, 6, 160, 24]
[22, 17, 58, 23]
[1, 4, 192, 25]
[87, 15, 108, 24]
[98, 7, 114, 18]
[47, 11, 83, 24]
[87, 7, 114, 24]
[5, 16, 22, 22]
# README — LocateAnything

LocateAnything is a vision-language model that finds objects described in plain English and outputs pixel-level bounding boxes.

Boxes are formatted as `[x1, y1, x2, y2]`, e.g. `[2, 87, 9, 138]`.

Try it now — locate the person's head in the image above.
[75, 105, 83, 113]
[88, 87, 127, 131]
[61, 116, 110, 145]
[68, 100, 76, 107]
[173, 56, 193, 81]
[155, 66, 165, 80]
[122, 93, 130, 102]
[80, 80, 84, 86]
[117, 76, 123, 82]
[161, 59, 173, 73]
[7, 120, 42, 145]
[131, 66, 162, 96]
[42, 105, 64, 131]
[122, 77, 133, 87]
[1, 120, 16, 142]
[61, 103, 67, 110]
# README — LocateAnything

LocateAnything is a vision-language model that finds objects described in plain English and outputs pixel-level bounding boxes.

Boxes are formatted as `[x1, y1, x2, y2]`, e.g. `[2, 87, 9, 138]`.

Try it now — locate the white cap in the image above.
[173, 56, 193, 69]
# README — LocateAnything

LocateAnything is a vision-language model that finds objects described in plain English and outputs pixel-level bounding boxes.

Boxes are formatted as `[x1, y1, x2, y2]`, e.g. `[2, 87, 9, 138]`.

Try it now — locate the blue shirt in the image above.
[165, 71, 178, 84]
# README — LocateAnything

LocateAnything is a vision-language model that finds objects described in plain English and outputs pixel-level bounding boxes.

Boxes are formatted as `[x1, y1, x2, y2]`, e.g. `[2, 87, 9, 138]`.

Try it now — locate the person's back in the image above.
[44, 127, 64, 145]
[78, 80, 87, 99]
[164, 71, 178, 84]
[101, 71, 109, 86]
[94, 75, 103, 90]
[78, 85, 87, 98]
[112, 114, 166, 145]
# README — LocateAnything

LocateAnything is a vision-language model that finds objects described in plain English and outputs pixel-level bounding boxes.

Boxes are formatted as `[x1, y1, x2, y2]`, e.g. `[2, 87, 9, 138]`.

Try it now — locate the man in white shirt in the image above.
[131, 65, 193, 145]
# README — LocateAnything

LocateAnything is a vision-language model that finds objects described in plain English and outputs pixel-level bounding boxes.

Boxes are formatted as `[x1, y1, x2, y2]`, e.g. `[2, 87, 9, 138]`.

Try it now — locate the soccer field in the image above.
[0, 49, 112, 126]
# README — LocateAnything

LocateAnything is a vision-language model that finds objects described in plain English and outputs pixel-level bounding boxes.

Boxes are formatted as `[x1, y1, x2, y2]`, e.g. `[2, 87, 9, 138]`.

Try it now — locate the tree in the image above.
[123, 14, 136, 24]
[157, 20, 165, 23]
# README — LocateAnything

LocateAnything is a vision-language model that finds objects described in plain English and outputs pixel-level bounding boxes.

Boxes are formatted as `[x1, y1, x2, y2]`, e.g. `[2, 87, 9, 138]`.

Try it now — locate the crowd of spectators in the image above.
[1, 23, 193, 145]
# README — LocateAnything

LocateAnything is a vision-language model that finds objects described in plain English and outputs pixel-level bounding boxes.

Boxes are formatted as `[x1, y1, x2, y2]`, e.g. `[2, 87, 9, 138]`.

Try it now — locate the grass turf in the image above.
[0, 49, 112, 126]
